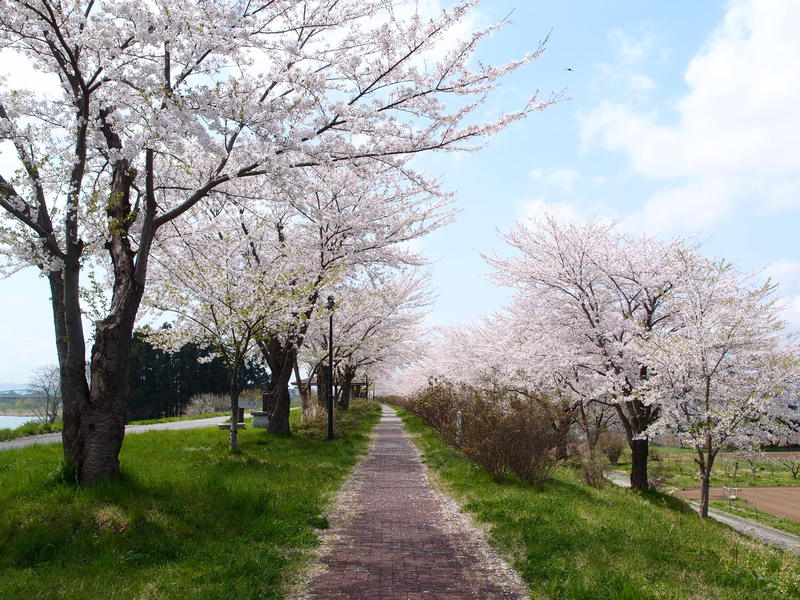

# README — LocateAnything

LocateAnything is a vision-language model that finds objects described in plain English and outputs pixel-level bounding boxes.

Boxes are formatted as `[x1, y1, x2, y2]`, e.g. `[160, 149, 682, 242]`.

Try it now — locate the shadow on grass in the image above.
[0, 404, 381, 600]
[635, 488, 696, 515]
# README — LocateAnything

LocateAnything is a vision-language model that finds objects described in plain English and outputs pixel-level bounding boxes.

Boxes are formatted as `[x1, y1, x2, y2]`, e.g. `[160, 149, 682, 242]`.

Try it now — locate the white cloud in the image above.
[764, 260, 800, 284]
[582, 0, 800, 230]
[783, 295, 800, 328]
[608, 27, 662, 66]
[761, 260, 800, 329]
[528, 167, 580, 192]
[619, 178, 738, 234]
[516, 196, 585, 224]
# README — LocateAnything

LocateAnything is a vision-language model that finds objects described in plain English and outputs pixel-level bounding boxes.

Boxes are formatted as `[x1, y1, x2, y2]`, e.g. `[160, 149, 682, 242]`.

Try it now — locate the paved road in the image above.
[300, 406, 528, 600]
[606, 470, 800, 551]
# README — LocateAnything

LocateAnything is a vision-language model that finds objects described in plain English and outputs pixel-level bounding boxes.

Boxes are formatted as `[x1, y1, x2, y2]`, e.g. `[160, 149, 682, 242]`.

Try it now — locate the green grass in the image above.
[0, 412, 227, 440]
[0, 403, 381, 600]
[0, 419, 63, 441]
[396, 408, 800, 600]
[710, 498, 800, 537]
[127, 412, 228, 425]
[615, 446, 800, 489]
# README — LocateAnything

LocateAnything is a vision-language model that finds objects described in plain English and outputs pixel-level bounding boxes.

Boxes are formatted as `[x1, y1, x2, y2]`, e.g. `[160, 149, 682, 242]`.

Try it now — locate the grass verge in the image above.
[615, 446, 800, 489]
[126, 412, 228, 425]
[710, 498, 800, 537]
[0, 419, 63, 441]
[395, 407, 800, 600]
[0, 404, 380, 600]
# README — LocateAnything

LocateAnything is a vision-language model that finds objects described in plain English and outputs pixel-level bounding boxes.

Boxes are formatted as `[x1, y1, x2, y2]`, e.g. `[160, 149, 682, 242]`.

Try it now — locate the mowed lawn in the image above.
[396, 409, 800, 600]
[0, 406, 380, 600]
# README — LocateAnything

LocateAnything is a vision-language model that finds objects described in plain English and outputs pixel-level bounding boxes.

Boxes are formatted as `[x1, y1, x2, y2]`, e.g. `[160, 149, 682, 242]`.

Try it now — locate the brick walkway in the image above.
[302, 406, 528, 600]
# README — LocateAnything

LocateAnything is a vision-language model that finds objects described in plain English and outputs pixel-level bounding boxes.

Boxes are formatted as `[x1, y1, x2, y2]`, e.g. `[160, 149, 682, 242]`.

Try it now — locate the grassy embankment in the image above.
[396, 408, 800, 600]
[0, 400, 380, 600]
[710, 498, 800, 537]
[615, 445, 800, 489]
[614, 446, 800, 536]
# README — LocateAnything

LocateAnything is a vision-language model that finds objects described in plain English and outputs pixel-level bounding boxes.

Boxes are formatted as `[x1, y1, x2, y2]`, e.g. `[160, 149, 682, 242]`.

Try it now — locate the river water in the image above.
[0, 415, 36, 429]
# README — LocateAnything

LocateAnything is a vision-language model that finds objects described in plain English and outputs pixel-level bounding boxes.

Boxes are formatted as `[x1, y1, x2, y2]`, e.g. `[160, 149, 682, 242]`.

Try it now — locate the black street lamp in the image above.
[326, 295, 335, 441]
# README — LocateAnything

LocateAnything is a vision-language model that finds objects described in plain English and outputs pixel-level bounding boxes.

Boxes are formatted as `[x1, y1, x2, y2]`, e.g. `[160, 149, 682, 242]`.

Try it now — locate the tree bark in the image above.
[258, 338, 295, 435]
[229, 368, 240, 451]
[317, 366, 329, 409]
[629, 437, 650, 491]
[56, 155, 148, 484]
[614, 399, 655, 491]
[293, 357, 309, 411]
[338, 370, 354, 411]
[81, 314, 138, 483]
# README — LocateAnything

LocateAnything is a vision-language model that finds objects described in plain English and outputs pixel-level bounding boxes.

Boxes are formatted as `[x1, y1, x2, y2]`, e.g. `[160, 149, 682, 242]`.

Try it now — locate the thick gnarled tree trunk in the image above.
[616, 398, 657, 491]
[259, 337, 296, 435]
[58, 156, 151, 484]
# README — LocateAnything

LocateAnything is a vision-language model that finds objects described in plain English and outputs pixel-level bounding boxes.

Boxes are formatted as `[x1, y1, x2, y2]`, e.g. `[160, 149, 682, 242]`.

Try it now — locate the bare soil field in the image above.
[678, 487, 800, 522]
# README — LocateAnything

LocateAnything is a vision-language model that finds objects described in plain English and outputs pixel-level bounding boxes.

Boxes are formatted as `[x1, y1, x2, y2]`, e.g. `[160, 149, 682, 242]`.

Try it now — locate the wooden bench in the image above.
[723, 486, 741, 499]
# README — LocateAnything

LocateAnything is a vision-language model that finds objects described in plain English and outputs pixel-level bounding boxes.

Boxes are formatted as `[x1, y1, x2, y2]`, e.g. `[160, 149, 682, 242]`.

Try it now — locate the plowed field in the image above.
[678, 487, 800, 522]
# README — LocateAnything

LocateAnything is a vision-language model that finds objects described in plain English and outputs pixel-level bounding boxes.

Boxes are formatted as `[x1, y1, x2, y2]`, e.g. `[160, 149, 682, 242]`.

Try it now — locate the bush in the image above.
[182, 393, 231, 415]
[412, 381, 568, 485]
[0, 419, 63, 442]
[295, 398, 381, 440]
[412, 379, 459, 443]
[578, 454, 609, 488]
[376, 395, 411, 410]
[597, 430, 625, 465]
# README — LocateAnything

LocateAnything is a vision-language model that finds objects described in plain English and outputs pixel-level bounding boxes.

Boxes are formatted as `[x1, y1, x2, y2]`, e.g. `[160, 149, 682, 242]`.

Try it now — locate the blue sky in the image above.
[1, 0, 799, 382]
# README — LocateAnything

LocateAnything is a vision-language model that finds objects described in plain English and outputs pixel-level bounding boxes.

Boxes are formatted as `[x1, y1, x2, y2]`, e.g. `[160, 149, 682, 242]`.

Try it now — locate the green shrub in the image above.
[0, 419, 63, 442]
[579, 453, 609, 487]
[412, 381, 568, 485]
[295, 398, 380, 440]
[598, 430, 626, 465]
[412, 378, 459, 443]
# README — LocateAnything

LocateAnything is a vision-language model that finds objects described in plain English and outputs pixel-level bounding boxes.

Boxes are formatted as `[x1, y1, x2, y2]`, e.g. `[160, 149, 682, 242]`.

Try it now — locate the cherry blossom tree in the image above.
[141, 204, 298, 450]
[302, 268, 432, 409]
[642, 255, 798, 517]
[488, 216, 691, 489]
[0, 0, 547, 482]
[242, 162, 452, 434]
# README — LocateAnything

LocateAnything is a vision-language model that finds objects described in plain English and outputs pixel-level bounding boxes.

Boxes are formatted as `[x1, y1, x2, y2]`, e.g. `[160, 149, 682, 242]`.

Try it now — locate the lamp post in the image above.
[326, 295, 335, 441]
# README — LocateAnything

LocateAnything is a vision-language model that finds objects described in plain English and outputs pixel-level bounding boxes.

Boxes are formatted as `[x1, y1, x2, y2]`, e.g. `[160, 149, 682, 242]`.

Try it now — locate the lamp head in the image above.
[326, 295, 335, 310]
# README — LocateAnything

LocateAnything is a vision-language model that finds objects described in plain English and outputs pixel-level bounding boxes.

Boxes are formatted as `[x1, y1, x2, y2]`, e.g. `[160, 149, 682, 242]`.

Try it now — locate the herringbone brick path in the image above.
[303, 406, 528, 600]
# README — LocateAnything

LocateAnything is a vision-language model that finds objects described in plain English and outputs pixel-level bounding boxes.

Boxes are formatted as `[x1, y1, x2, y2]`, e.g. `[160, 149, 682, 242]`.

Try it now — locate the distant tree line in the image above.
[129, 330, 268, 421]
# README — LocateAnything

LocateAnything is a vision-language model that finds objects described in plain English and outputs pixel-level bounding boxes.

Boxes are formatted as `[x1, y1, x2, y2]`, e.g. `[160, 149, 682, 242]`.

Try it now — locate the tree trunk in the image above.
[293, 357, 309, 411]
[698, 437, 718, 518]
[614, 399, 655, 491]
[317, 365, 329, 409]
[258, 338, 296, 435]
[699, 469, 711, 518]
[629, 438, 650, 491]
[58, 155, 148, 484]
[337, 370, 354, 411]
[266, 366, 292, 434]
[229, 372, 240, 451]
